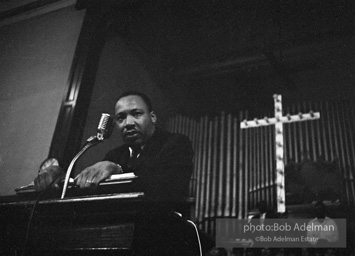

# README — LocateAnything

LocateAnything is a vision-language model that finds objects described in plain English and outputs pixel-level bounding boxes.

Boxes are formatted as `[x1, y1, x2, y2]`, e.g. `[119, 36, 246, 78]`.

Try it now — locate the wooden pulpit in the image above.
[0, 185, 201, 256]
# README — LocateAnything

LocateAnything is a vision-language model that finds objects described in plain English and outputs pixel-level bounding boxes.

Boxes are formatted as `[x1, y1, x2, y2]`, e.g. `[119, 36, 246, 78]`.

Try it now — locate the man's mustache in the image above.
[124, 129, 141, 136]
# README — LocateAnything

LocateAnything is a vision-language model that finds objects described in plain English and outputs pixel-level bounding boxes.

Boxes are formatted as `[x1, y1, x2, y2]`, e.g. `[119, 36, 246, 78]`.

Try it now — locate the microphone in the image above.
[61, 113, 114, 199]
[96, 113, 114, 141]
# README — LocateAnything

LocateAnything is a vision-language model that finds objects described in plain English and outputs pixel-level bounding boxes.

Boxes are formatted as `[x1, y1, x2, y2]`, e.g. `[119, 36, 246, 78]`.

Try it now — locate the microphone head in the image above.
[97, 113, 114, 140]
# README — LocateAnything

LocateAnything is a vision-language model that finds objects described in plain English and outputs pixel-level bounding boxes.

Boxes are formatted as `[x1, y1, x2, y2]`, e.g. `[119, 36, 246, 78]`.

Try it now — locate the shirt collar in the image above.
[128, 128, 161, 156]
[128, 145, 144, 158]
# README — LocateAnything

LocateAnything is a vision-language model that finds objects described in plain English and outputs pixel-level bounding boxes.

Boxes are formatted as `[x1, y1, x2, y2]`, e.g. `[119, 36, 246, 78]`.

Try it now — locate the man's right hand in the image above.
[74, 161, 122, 189]
[34, 165, 63, 191]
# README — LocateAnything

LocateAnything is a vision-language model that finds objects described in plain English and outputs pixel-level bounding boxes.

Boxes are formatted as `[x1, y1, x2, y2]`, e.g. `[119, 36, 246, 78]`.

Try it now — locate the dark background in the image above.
[104, 0, 355, 117]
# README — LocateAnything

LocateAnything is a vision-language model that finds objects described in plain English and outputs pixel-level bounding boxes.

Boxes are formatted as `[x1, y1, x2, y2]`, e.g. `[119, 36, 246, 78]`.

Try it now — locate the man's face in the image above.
[114, 95, 156, 147]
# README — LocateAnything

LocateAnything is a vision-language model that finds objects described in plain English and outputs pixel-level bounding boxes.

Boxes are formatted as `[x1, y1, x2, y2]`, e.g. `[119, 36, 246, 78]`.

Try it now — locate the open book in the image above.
[100, 172, 137, 184]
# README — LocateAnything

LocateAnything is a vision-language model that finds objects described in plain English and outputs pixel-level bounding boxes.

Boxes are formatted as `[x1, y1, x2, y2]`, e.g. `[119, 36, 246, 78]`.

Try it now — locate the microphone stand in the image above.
[60, 135, 103, 199]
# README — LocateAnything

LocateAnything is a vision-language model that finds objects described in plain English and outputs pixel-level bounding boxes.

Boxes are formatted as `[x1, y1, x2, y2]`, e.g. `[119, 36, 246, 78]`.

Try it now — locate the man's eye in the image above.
[133, 112, 142, 117]
[116, 116, 125, 122]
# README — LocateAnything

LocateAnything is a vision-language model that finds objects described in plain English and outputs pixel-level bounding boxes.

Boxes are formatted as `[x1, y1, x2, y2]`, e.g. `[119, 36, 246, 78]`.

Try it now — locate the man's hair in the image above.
[315, 200, 326, 209]
[117, 91, 153, 112]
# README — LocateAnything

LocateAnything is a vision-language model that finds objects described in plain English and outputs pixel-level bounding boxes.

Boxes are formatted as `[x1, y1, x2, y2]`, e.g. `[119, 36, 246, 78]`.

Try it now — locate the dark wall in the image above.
[74, 0, 355, 171]
[178, 36, 355, 118]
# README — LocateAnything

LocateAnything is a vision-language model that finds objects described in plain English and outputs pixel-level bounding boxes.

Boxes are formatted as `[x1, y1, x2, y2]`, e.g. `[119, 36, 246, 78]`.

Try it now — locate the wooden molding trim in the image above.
[0, 0, 76, 27]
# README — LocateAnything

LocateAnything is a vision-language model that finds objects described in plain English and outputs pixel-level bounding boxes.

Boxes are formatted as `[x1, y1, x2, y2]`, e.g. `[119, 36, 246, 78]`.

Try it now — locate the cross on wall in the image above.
[240, 94, 320, 213]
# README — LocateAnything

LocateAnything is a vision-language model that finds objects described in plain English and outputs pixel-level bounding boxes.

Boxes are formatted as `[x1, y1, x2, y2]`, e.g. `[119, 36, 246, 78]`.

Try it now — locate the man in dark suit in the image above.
[34, 91, 200, 255]
[74, 91, 194, 204]
[35, 91, 193, 203]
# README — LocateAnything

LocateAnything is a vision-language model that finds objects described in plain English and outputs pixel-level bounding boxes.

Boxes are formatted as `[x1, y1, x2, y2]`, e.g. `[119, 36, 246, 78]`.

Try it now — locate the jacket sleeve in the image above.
[135, 134, 194, 203]
[102, 146, 132, 173]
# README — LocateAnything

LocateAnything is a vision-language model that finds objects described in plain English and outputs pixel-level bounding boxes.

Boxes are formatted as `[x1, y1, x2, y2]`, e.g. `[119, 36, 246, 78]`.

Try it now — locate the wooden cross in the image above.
[240, 94, 320, 213]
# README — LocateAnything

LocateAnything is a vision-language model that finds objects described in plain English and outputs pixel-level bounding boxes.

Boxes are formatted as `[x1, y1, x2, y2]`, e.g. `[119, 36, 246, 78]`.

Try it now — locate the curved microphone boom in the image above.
[61, 113, 114, 199]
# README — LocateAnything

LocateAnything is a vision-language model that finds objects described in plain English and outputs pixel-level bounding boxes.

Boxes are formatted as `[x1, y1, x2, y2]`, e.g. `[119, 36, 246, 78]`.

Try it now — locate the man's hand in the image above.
[75, 161, 123, 189]
[34, 165, 63, 191]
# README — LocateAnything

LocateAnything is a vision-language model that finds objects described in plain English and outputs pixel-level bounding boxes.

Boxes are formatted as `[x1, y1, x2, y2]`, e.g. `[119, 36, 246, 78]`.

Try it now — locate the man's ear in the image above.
[150, 111, 157, 124]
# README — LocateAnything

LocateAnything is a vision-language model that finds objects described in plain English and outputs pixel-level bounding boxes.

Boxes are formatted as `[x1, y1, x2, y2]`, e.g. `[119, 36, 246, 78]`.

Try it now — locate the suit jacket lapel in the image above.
[119, 145, 131, 170]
